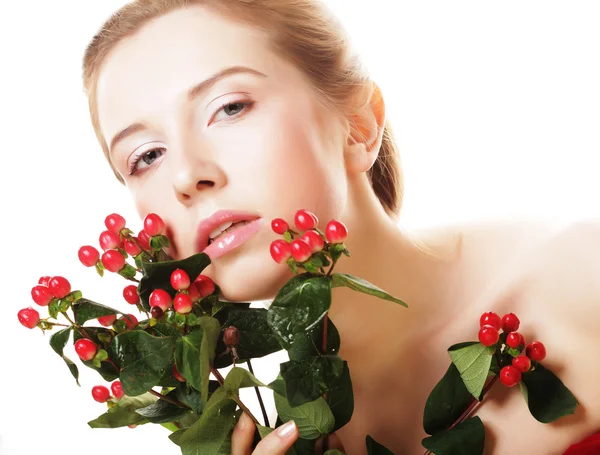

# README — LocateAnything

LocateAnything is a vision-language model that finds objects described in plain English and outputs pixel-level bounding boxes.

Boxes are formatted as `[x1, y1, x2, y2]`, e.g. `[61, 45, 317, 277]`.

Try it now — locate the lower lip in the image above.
[202, 218, 263, 260]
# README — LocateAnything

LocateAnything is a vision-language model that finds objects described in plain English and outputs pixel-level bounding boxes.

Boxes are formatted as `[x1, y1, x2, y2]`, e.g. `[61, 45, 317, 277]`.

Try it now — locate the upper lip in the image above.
[195, 209, 261, 252]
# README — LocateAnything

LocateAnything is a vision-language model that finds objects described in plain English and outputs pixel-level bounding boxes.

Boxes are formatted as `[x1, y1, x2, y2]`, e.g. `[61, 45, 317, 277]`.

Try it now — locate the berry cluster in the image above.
[91, 380, 125, 403]
[269, 209, 349, 274]
[477, 311, 547, 387]
[18, 275, 77, 329]
[78, 213, 168, 278]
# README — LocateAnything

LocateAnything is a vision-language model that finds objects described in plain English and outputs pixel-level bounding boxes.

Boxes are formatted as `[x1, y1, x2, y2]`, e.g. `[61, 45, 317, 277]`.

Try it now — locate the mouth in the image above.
[196, 210, 262, 260]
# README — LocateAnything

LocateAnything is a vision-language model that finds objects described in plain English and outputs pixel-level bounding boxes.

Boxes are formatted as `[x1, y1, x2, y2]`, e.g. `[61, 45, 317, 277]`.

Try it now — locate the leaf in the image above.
[72, 298, 121, 325]
[179, 388, 237, 455]
[448, 342, 493, 400]
[326, 361, 354, 432]
[288, 317, 340, 361]
[365, 435, 394, 455]
[161, 422, 180, 432]
[135, 389, 190, 423]
[169, 429, 187, 446]
[267, 273, 332, 348]
[223, 367, 266, 396]
[73, 328, 119, 381]
[273, 384, 334, 439]
[110, 331, 176, 396]
[49, 327, 80, 385]
[88, 393, 156, 428]
[176, 384, 205, 415]
[421, 416, 485, 455]
[280, 355, 344, 406]
[519, 363, 579, 423]
[150, 322, 182, 338]
[331, 273, 407, 307]
[423, 363, 474, 435]
[139, 253, 211, 310]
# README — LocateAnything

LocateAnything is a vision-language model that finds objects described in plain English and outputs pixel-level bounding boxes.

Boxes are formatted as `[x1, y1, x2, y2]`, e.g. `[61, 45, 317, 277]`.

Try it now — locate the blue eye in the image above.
[128, 148, 165, 176]
[212, 100, 254, 123]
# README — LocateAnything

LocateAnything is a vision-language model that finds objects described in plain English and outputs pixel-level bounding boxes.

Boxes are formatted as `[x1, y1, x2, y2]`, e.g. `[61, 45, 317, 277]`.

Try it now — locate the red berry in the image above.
[188, 283, 200, 302]
[506, 332, 524, 349]
[136, 230, 151, 251]
[38, 276, 51, 286]
[271, 218, 289, 235]
[91, 385, 111, 403]
[150, 289, 172, 311]
[31, 285, 54, 306]
[123, 285, 139, 305]
[501, 313, 520, 333]
[143, 213, 165, 237]
[174, 293, 193, 314]
[75, 339, 97, 361]
[170, 269, 190, 291]
[99, 230, 121, 251]
[49, 276, 71, 299]
[526, 341, 547, 362]
[270, 239, 293, 264]
[479, 311, 502, 330]
[111, 380, 124, 399]
[123, 239, 142, 257]
[105, 213, 126, 234]
[173, 364, 186, 382]
[291, 239, 312, 262]
[151, 306, 164, 319]
[301, 230, 325, 253]
[325, 220, 348, 244]
[128, 424, 137, 429]
[223, 326, 241, 346]
[18, 307, 40, 329]
[102, 250, 126, 273]
[78, 245, 100, 267]
[120, 314, 138, 330]
[478, 325, 499, 347]
[499, 365, 522, 387]
[294, 209, 318, 231]
[512, 355, 532, 373]
[97, 314, 117, 327]
[194, 275, 215, 298]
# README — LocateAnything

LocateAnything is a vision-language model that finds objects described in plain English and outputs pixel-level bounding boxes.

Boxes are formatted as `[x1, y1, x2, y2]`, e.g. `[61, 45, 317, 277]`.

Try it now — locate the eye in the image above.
[128, 148, 165, 176]
[212, 100, 253, 123]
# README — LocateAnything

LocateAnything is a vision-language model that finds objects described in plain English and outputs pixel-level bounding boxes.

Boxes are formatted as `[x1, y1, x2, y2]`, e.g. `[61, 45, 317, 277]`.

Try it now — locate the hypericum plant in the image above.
[19, 210, 407, 454]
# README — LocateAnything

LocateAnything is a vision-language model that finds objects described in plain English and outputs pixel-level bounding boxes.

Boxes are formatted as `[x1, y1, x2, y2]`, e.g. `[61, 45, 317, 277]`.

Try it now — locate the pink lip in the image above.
[196, 210, 262, 260]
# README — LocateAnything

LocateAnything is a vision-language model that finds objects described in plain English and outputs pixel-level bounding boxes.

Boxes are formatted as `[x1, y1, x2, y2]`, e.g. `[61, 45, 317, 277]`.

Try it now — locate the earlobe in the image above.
[343, 82, 386, 175]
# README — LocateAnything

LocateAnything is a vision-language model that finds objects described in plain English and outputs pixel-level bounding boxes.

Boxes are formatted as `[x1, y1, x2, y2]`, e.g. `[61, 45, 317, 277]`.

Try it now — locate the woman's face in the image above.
[95, 6, 349, 301]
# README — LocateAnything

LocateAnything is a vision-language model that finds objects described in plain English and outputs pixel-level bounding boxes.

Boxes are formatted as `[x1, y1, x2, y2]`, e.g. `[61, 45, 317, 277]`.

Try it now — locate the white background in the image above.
[1, 1, 599, 454]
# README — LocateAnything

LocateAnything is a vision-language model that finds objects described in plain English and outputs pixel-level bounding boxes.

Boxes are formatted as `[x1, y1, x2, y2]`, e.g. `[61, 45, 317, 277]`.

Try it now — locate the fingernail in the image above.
[277, 420, 296, 438]
[237, 413, 248, 431]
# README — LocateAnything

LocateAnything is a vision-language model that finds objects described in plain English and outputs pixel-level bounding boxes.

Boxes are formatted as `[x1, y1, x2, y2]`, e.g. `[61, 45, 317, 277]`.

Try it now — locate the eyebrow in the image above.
[108, 65, 267, 154]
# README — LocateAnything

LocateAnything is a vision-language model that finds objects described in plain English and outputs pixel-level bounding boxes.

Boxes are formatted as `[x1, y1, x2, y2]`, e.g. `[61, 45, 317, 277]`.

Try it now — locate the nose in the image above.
[172, 149, 227, 206]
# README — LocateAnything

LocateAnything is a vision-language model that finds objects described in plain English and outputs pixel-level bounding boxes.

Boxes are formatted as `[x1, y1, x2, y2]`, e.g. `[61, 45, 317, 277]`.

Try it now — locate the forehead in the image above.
[95, 6, 280, 141]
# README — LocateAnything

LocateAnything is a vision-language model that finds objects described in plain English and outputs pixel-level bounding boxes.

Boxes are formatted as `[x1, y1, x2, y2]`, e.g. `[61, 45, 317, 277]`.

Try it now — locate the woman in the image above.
[83, 0, 600, 453]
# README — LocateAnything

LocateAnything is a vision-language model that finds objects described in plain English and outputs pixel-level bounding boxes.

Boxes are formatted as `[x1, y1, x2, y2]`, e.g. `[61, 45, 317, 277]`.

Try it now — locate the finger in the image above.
[231, 412, 255, 455]
[328, 432, 346, 451]
[253, 420, 298, 455]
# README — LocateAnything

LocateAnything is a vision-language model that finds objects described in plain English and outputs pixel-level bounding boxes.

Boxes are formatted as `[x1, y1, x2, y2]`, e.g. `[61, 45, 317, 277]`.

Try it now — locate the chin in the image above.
[207, 249, 294, 303]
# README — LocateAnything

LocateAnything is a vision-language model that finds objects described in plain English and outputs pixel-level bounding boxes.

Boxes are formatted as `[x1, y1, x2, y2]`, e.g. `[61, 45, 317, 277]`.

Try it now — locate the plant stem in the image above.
[210, 366, 261, 426]
[247, 359, 269, 427]
[321, 313, 329, 354]
[149, 389, 188, 408]
[62, 311, 94, 340]
[423, 376, 499, 455]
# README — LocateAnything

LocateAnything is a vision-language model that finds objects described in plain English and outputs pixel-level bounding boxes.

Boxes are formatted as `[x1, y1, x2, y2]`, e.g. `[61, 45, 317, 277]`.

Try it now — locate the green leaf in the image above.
[273, 386, 334, 439]
[324, 451, 345, 455]
[176, 384, 205, 415]
[331, 273, 407, 307]
[448, 342, 494, 400]
[139, 253, 211, 310]
[88, 393, 157, 428]
[49, 327, 80, 386]
[326, 361, 354, 431]
[267, 273, 332, 348]
[161, 422, 180, 432]
[48, 301, 59, 319]
[135, 389, 190, 423]
[421, 416, 485, 455]
[72, 298, 122, 325]
[423, 363, 474, 435]
[73, 328, 119, 381]
[288, 317, 340, 361]
[110, 331, 176, 396]
[280, 355, 344, 406]
[169, 429, 186, 446]
[519, 363, 578, 423]
[179, 388, 237, 455]
[365, 435, 394, 455]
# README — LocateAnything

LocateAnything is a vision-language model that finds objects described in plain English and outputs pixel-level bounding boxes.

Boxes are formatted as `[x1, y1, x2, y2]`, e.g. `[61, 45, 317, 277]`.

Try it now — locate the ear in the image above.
[344, 82, 386, 175]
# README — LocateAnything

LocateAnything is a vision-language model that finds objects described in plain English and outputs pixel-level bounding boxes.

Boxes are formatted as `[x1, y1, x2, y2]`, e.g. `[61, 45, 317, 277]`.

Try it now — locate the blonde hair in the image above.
[82, 0, 403, 217]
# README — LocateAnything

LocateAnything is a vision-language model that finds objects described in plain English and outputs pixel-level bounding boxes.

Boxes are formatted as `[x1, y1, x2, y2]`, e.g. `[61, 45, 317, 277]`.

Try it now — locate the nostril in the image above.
[197, 180, 215, 190]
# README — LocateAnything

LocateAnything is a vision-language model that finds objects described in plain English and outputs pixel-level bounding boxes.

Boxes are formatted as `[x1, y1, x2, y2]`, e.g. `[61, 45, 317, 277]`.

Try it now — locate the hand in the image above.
[232, 413, 299, 454]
